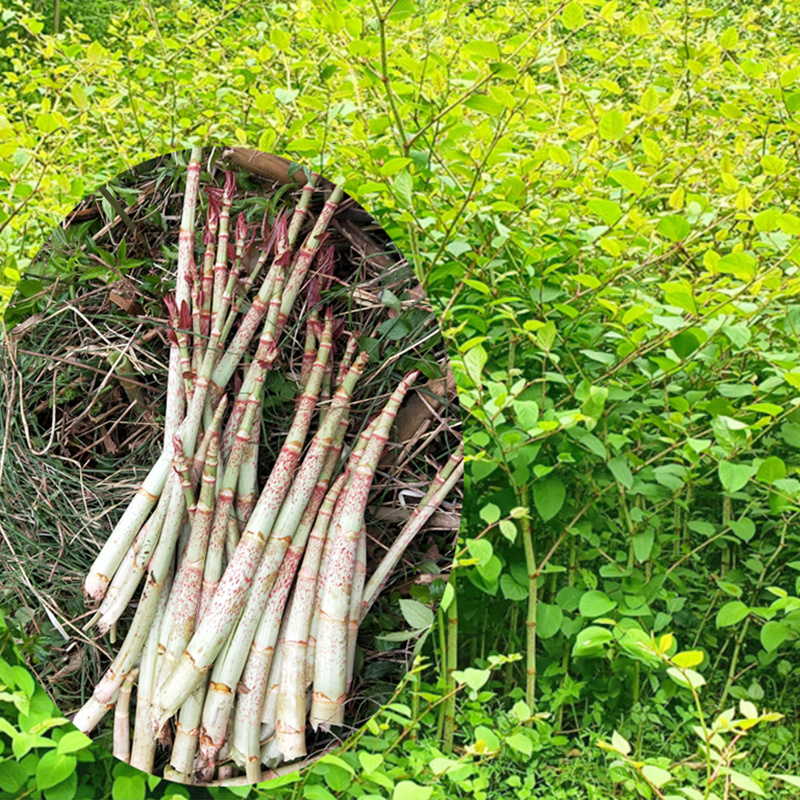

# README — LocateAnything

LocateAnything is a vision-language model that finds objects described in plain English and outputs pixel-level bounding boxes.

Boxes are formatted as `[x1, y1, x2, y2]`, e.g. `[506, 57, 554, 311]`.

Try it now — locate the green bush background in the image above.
[2, 0, 800, 797]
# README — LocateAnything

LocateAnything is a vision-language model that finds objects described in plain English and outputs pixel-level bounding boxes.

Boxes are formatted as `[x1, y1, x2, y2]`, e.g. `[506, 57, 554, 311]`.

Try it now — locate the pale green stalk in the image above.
[361, 446, 464, 620]
[112, 669, 137, 764]
[129, 563, 172, 772]
[90, 471, 173, 634]
[83, 451, 170, 601]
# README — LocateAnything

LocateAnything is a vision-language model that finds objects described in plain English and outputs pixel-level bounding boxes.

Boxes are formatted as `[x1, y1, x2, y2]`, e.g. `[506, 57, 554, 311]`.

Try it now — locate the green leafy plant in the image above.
[599, 633, 800, 799]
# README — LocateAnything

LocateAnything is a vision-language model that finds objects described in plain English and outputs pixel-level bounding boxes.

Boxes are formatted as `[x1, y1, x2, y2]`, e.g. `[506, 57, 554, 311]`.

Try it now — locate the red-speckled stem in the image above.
[198, 317, 334, 765]
[306, 415, 375, 678]
[310, 370, 418, 731]
[210, 171, 236, 330]
[274, 471, 347, 761]
[298, 310, 317, 390]
[336, 335, 359, 388]
[159, 431, 221, 681]
[234, 431, 347, 771]
[278, 185, 344, 330]
[287, 173, 319, 244]
[346, 527, 367, 693]
[190, 394, 227, 488]
[151, 351, 365, 735]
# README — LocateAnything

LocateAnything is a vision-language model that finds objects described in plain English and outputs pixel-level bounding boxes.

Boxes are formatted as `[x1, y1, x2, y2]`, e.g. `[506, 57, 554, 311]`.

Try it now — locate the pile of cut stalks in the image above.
[73, 149, 463, 785]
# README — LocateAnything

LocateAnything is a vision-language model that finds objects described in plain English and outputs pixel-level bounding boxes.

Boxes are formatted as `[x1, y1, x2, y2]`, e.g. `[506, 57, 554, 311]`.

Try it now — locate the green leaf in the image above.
[760, 621, 790, 652]
[640, 85, 660, 112]
[380, 288, 402, 312]
[393, 170, 414, 210]
[609, 169, 644, 195]
[642, 765, 673, 788]
[582, 386, 608, 419]
[781, 423, 800, 448]
[719, 461, 756, 493]
[666, 667, 706, 690]
[720, 26, 739, 49]
[505, 731, 533, 756]
[304, 786, 336, 800]
[598, 110, 626, 141]
[466, 538, 492, 567]
[466, 93, 504, 116]
[512, 700, 531, 723]
[533, 475, 565, 521]
[722, 324, 751, 349]
[536, 321, 557, 351]
[36, 751, 76, 791]
[756, 456, 786, 484]
[463, 40, 500, 61]
[428, 757, 460, 776]
[70, 84, 89, 110]
[46, 771, 78, 800]
[12, 667, 34, 698]
[672, 650, 705, 668]
[500, 573, 528, 601]
[0, 761, 29, 794]
[657, 215, 690, 242]
[398, 599, 434, 630]
[671, 330, 700, 359]
[499, 519, 517, 543]
[716, 601, 750, 628]
[112, 775, 146, 800]
[512, 399, 539, 431]
[35, 113, 60, 133]
[730, 518, 756, 542]
[587, 199, 622, 226]
[274, 88, 299, 105]
[572, 625, 614, 657]
[474, 725, 501, 751]
[612, 730, 631, 755]
[727, 770, 765, 796]
[463, 344, 487, 385]
[56, 730, 92, 755]
[561, 1, 585, 30]
[579, 590, 617, 618]
[480, 503, 501, 525]
[451, 668, 491, 692]
[633, 529, 655, 563]
[537, 603, 564, 638]
[716, 251, 756, 279]
[607, 456, 633, 489]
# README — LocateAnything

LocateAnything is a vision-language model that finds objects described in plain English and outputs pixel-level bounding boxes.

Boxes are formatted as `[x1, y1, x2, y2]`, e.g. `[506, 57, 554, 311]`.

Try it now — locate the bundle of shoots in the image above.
[70, 151, 462, 785]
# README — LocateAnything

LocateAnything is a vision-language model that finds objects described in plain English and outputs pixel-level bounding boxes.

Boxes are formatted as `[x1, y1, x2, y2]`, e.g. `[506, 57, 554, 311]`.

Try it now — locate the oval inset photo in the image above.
[1, 147, 462, 786]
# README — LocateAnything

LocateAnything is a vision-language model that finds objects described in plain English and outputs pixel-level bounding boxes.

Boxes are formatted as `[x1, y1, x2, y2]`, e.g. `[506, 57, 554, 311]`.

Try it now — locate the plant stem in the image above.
[442, 567, 458, 754]
[521, 485, 538, 710]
